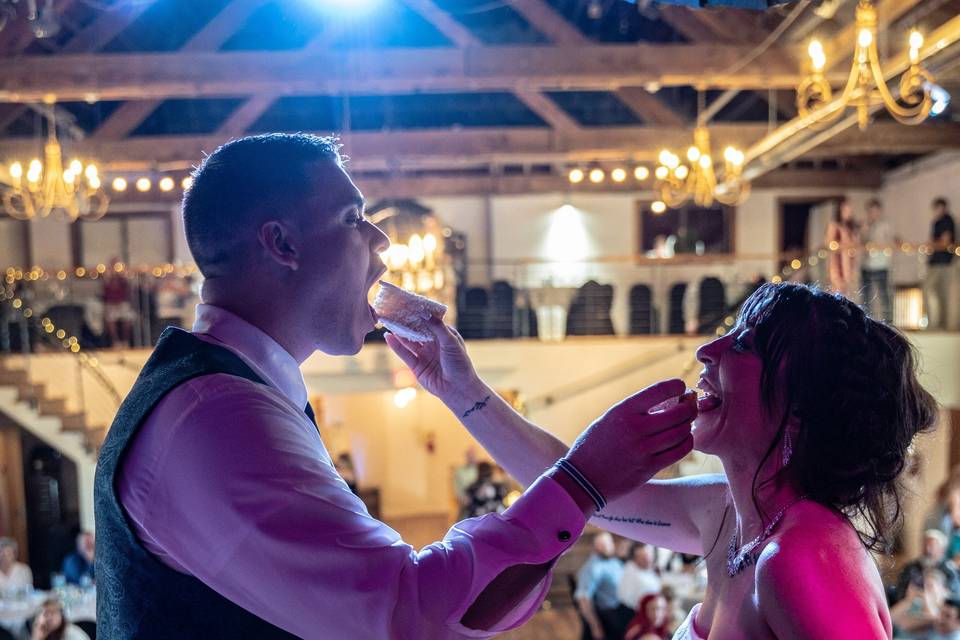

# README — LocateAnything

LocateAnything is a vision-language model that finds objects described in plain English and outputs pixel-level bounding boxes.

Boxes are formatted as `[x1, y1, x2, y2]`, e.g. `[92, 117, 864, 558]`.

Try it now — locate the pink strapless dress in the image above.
[673, 603, 707, 640]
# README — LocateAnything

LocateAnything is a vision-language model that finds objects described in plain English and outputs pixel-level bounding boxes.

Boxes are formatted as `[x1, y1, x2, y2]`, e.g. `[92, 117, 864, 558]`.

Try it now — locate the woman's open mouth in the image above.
[696, 378, 723, 413]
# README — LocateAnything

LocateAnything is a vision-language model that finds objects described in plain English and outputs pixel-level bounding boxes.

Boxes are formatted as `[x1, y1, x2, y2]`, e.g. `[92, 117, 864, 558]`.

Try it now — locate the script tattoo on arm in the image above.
[462, 395, 492, 419]
[594, 513, 672, 527]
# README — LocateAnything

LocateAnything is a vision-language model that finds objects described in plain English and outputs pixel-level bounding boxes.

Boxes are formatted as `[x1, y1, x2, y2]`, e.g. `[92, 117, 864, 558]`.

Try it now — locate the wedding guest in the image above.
[0, 538, 32, 593]
[860, 198, 894, 321]
[576, 532, 625, 640]
[617, 543, 662, 615]
[464, 462, 507, 518]
[453, 448, 479, 519]
[825, 197, 860, 297]
[98, 133, 695, 639]
[62, 532, 95, 586]
[897, 531, 960, 601]
[927, 597, 960, 640]
[30, 598, 90, 640]
[925, 197, 957, 330]
[624, 593, 671, 640]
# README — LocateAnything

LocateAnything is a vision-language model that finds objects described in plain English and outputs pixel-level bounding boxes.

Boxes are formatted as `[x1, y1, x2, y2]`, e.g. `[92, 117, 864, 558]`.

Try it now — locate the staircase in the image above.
[0, 357, 107, 454]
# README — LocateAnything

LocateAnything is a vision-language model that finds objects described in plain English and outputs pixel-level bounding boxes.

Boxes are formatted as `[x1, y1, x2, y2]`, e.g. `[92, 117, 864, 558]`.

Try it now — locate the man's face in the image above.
[868, 205, 882, 222]
[935, 203, 947, 218]
[290, 163, 389, 356]
[925, 535, 946, 561]
[938, 604, 960, 633]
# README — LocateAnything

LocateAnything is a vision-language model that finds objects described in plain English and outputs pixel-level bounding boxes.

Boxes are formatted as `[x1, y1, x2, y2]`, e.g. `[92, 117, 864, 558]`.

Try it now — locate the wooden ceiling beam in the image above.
[0, 45, 810, 102]
[399, 0, 481, 48]
[2, 122, 954, 174]
[92, 0, 272, 139]
[59, 0, 156, 53]
[504, 0, 587, 45]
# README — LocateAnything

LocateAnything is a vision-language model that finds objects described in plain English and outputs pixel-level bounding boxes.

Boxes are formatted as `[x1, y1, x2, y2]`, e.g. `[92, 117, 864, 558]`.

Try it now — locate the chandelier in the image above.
[653, 126, 749, 209]
[370, 200, 449, 296]
[2, 112, 109, 221]
[796, 0, 934, 130]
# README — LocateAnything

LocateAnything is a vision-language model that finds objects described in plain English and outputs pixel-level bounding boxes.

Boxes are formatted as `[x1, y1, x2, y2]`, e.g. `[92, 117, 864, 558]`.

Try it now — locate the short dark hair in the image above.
[182, 133, 343, 277]
[945, 597, 960, 613]
[867, 198, 882, 209]
[737, 283, 938, 552]
[934, 197, 949, 210]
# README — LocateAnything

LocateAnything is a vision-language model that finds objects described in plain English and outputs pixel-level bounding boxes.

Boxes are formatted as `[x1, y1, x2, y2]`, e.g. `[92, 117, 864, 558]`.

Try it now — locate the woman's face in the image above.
[646, 596, 668, 627]
[694, 324, 777, 463]
[36, 604, 63, 635]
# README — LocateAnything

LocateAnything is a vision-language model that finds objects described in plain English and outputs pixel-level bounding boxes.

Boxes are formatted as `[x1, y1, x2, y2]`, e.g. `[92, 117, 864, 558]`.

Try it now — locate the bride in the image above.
[386, 282, 937, 638]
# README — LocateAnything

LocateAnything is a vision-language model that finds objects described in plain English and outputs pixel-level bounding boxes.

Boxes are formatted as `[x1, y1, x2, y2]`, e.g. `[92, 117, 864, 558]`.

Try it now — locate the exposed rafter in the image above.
[93, 0, 271, 139]
[1, 122, 953, 176]
[399, 0, 480, 48]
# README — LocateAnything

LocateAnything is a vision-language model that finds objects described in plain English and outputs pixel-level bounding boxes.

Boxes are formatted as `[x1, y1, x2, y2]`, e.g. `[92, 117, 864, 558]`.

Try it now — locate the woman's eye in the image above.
[732, 336, 750, 353]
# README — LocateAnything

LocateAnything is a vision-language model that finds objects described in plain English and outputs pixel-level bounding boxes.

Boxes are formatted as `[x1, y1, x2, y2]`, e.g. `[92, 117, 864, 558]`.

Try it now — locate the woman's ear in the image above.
[258, 220, 300, 271]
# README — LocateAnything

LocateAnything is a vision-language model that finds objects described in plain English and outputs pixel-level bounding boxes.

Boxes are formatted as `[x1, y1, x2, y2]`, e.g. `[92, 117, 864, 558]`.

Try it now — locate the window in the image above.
[74, 212, 173, 266]
[638, 202, 734, 256]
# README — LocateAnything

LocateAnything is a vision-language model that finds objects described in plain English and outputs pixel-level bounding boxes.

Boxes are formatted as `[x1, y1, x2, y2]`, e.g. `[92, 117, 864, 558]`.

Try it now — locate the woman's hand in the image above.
[384, 317, 482, 405]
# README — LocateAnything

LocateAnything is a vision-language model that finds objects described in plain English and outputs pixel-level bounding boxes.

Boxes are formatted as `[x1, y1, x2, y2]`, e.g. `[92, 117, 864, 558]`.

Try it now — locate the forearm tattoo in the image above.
[462, 395, 492, 419]
[595, 513, 671, 527]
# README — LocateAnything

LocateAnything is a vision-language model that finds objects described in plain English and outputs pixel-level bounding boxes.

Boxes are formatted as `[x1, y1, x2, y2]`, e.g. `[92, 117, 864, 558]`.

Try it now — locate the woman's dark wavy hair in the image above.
[737, 282, 938, 551]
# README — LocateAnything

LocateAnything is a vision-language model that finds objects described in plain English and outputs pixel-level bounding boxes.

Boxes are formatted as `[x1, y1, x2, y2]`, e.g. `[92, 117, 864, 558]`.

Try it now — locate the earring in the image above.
[782, 429, 794, 466]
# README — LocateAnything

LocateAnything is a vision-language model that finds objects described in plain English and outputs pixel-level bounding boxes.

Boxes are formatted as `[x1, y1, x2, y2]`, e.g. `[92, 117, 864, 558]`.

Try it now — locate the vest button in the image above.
[558, 530, 571, 542]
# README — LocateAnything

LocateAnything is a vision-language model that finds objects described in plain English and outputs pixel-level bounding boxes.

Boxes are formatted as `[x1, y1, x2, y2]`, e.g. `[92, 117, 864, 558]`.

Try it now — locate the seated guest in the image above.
[62, 532, 95, 586]
[31, 598, 90, 640]
[624, 593, 671, 640]
[898, 531, 960, 601]
[617, 542, 662, 617]
[927, 597, 960, 640]
[576, 532, 625, 640]
[892, 570, 948, 639]
[464, 461, 507, 518]
[0, 537, 32, 593]
[659, 586, 686, 636]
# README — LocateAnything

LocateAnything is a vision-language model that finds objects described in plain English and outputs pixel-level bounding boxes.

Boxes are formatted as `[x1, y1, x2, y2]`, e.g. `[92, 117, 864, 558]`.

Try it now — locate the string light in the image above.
[568, 168, 585, 184]
[135, 177, 151, 192]
[588, 168, 605, 184]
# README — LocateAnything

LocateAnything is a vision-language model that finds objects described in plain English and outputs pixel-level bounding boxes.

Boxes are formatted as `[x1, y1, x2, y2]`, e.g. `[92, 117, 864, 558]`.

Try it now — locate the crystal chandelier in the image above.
[653, 126, 749, 209]
[796, 0, 934, 130]
[2, 112, 109, 221]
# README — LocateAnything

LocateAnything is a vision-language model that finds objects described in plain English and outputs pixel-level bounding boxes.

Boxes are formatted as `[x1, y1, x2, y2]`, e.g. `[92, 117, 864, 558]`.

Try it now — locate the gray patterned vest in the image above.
[94, 327, 303, 639]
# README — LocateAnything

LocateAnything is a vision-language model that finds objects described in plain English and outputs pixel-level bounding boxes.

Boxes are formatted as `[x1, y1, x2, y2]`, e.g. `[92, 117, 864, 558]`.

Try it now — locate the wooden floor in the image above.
[500, 605, 581, 640]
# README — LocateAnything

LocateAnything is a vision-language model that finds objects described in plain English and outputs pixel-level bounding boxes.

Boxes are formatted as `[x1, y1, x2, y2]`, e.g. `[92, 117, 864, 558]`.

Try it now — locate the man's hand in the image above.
[384, 317, 481, 402]
[566, 379, 696, 505]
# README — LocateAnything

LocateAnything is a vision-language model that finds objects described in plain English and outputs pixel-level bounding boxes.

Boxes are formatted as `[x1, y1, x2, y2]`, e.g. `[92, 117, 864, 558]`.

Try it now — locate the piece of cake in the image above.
[373, 281, 448, 343]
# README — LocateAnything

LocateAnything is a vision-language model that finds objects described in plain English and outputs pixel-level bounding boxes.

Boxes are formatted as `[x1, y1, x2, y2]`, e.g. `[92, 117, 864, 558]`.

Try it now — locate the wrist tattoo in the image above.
[462, 395, 492, 419]
[595, 513, 671, 527]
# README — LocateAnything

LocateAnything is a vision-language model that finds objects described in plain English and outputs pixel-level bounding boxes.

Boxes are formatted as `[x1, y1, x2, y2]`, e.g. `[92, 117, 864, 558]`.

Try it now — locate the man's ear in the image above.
[258, 220, 300, 271]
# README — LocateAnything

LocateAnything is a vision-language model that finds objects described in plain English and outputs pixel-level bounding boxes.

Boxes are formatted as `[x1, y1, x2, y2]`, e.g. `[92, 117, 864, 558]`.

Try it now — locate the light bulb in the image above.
[84, 164, 98, 180]
[88, 175, 101, 189]
[69, 160, 83, 175]
[699, 155, 712, 169]
[589, 168, 605, 183]
[675, 165, 689, 180]
[686, 146, 701, 163]
[664, 153, 680, 170]
[909, 30, 923, 50]
[9, 162, 22, 179]
[651, 201, 667, 214]
[655, 166, 669, 180]
[658, 150, 673, 166]
[423, 233, 437, 255]
[159, 177, 175, 192]
[112, 177, 127, 192]
[136, 177, 151, 192]
[181, 176, 193, 190]
[29, 159, 42, 173]
[408, 234, 425, 265]
[611, 168, 627, 183]
[568, 168, 585, 184]
[858, 28, 873, 48]
[634, 166, 649, 180]
[63, 170, 76, 185]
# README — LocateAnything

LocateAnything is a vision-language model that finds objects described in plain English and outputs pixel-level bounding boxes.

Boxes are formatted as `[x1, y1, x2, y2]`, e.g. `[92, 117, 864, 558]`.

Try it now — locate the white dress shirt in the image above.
[117, 304, 585, 639]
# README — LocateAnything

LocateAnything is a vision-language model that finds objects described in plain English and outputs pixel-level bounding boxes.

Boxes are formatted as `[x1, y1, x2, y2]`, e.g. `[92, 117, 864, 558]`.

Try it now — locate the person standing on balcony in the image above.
[825, 197, 860, 298]
[925, 197, 957, 331]
[860, 199, 895, 322]
[94, 133, 695, 639]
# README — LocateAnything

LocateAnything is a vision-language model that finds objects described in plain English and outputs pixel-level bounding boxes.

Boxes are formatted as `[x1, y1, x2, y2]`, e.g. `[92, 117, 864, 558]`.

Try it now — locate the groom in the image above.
[94, 133, 695, 639]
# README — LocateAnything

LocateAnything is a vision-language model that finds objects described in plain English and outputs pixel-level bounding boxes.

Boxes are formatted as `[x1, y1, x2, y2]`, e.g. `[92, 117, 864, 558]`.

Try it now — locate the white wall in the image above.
[881, 152, 960, 283]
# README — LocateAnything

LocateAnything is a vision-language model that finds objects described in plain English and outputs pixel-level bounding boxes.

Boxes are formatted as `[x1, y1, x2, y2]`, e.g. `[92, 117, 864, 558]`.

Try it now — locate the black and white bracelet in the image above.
[555, 458, 606, 513]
